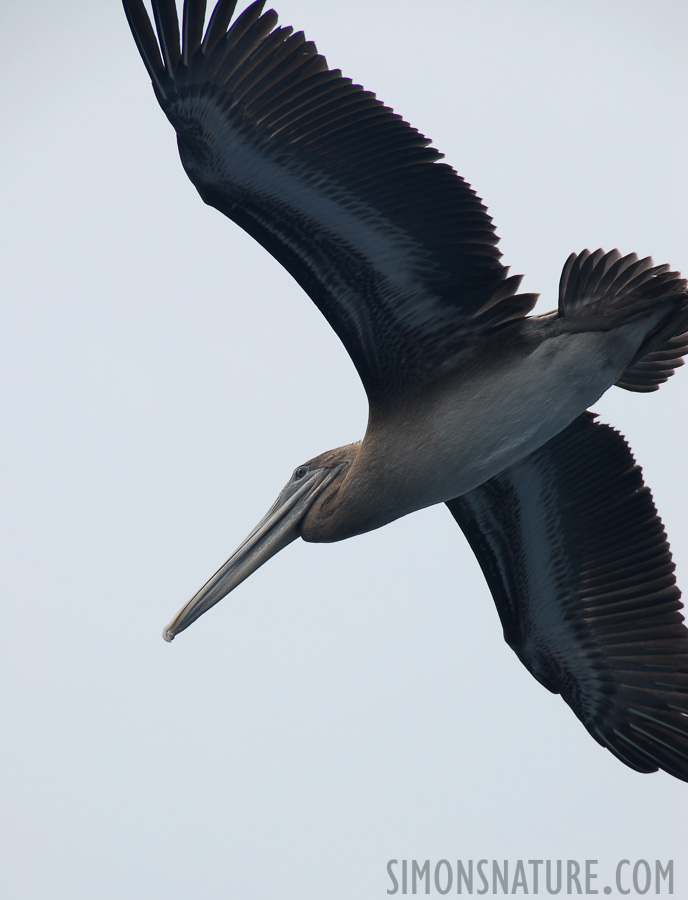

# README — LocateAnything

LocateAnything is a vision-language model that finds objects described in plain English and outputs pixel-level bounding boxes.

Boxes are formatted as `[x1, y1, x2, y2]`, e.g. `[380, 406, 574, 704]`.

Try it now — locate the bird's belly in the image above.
[378, 325, 646, 517]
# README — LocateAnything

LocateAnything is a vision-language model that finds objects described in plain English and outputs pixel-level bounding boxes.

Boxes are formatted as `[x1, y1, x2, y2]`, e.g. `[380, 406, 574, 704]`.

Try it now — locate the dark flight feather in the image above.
[448, 413, 688, 781]
[122, 0, 537, 398]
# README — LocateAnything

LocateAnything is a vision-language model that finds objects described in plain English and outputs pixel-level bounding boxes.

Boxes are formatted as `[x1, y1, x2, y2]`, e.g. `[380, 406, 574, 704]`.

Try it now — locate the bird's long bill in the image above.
[162, 467, 338, 642]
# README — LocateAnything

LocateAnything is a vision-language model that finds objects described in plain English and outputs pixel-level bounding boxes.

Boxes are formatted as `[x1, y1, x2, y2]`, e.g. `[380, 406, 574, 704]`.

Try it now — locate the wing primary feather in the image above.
[122, 0, 170, 98]
[151, 0, 181, 73]
[182, 0, 207, 67]
[201, 0, 248, 56]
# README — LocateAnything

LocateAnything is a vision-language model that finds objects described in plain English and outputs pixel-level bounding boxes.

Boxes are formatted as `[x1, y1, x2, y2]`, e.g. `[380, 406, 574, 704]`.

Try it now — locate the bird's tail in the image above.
[559, 249, 688, 392]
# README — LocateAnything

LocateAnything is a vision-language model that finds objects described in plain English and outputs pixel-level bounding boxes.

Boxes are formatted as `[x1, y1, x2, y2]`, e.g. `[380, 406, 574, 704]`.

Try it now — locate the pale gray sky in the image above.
[2, 1, 687, 897]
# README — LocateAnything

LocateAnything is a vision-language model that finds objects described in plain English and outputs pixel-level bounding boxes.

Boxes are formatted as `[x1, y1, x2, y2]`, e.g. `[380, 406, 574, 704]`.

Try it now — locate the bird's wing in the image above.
[122, 0, 537, 399]
[447, 412, 688, 781]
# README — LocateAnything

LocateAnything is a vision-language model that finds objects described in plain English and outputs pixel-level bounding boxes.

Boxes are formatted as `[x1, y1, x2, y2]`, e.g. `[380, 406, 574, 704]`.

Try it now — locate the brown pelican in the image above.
[123, 0, 688, 781]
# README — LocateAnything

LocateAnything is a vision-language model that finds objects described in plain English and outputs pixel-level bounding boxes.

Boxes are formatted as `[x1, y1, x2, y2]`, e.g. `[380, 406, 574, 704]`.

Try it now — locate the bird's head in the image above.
[162, 444, 359, 642]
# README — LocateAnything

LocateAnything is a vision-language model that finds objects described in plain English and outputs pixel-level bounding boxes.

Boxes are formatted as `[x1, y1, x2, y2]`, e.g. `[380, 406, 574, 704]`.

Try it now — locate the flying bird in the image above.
[123, 0, 688, 781]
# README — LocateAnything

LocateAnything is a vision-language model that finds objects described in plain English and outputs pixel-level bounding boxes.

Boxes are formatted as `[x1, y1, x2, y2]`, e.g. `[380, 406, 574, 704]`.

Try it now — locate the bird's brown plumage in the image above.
[124, 0, 688, 781]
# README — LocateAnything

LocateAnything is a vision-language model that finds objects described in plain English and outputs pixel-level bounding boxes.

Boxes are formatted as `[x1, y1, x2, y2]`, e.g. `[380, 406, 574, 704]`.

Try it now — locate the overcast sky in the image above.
[2, 1, 687, 897]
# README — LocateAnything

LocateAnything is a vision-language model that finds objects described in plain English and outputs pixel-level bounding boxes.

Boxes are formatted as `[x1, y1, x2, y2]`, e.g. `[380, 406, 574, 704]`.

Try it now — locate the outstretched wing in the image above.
[122, 0, 537, 398]
[447, 412, 688, 781]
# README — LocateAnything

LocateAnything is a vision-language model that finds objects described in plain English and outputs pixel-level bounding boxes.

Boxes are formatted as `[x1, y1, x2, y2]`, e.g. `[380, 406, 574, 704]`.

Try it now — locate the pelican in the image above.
[123, 0, 688, 781]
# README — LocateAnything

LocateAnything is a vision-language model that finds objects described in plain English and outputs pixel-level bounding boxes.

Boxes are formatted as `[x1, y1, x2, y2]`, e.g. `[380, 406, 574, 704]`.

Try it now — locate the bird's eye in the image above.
[294, 466, 308, 480]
